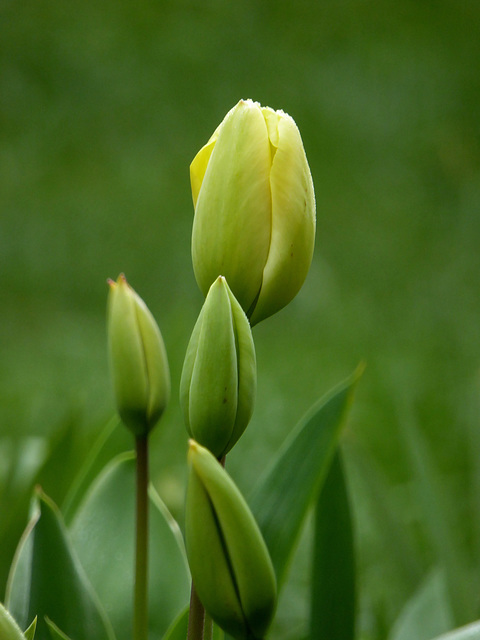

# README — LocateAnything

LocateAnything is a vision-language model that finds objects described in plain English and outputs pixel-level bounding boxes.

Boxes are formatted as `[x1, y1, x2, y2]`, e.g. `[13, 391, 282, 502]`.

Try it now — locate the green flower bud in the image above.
[180, 276, 256, 458]
[190, 98, 316, 325]
[107, 274, 170, 436]
[185, 440, 276, 639]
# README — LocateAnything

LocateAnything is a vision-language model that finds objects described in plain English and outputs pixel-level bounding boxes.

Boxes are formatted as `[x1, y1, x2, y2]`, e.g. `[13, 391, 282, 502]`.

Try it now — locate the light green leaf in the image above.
[0, 602, 27, 640]
[5, 491, 114, 640]
[45, 618, 73, 640]
[388, 568, 454, 640]
[432, 621, 480, 640]
[249, 371, 359, 588]
[310, 450, 355, 640]
[24, 617, 37, 640]
[70, 452, 190, 640]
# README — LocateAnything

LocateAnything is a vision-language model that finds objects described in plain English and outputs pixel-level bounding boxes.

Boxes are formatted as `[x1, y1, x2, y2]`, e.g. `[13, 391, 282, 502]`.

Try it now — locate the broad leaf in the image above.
[0, 602, 27, 640]
[5, 490, 114, 640]
[388, 568, 453, 640]
[310, 450, 355, 640]
[70, 452, 190, 640]
[248, 371, 359, 587]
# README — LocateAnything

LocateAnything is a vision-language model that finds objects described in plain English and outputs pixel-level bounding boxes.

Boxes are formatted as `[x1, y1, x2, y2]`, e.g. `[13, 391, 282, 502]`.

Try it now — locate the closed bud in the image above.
[185, 440, 276, 639]
[180, 276, 256, 458]
[107, 274, 170, 436]
[191, 98, 316, 325]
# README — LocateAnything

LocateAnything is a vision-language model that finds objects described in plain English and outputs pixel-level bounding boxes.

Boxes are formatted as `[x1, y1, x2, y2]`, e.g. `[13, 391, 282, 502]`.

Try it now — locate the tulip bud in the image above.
[107, 274, 170, 436]
[185, 440, 276, 639]
[180, 276, 256, 458]
[190, 98, 316, 325]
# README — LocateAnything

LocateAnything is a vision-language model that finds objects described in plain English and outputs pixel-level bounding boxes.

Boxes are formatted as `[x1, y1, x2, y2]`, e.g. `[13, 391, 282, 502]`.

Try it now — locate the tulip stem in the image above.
[187, 582, 205, 640]
[134, 434, 149, 640]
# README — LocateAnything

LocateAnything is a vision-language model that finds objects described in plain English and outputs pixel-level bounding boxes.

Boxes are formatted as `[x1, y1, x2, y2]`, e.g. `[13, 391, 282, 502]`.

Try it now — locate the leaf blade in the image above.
[248, 370, 360, 588]
[310, 449, 355, 640]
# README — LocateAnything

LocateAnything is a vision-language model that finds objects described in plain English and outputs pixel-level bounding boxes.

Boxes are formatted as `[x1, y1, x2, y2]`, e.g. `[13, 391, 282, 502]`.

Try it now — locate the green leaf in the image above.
[5, 491, 114, 640]
[162, 607, 188, 640]
[396, 401, 474, 625]
[0, 602, 27, 640]
[248, 370, 360, 588]
[388, 568, 454, 640]
[70, 452, 190, 640]
[310, 450, 355, 640]
[24, 617, 37, 640]
[45, 618, 73, 640]
[432, 621, 480, 640]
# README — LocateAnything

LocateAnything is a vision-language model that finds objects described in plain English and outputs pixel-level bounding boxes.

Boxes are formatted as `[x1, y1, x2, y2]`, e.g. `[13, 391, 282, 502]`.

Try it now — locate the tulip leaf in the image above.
[24, 618, 37, 640]
[5, 490, 115, 640]
[309, 449, 355, 640]
[45, 618, 73, 640]
[0, 602, 27, 640]
[70, 452, 190, 640]
[162, 607, 188, 640]
[431, 621, 480, 640]
[388, 568, 454, 640]
[249, 370, 359, 588]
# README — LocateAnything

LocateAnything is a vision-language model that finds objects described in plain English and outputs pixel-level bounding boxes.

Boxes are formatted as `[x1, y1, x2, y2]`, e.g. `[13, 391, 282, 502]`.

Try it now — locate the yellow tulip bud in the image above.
[185, 440, 276, 639]
[107, 274, 170, 436]
[190, 99, 316, 325]
[180, 276, 256, 458]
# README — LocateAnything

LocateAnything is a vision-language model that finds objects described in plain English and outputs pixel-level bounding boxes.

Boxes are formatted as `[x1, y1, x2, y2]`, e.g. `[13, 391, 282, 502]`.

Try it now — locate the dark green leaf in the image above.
[5, 490, 115, 640]
[310, 450, 355, 640]
[70, 452, 190, 640]
[249, 371, 360, 588]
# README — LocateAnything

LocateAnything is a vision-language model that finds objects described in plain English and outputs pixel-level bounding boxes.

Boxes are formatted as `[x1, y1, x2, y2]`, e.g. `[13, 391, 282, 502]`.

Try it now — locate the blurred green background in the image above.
[1, 0, 479, 638]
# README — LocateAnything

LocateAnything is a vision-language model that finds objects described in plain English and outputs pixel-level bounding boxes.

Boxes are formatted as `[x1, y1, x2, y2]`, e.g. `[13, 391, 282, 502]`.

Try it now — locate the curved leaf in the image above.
[248, 370, 360, 588]
[70, 452, 190, 640]
[5, 490, 115, 640]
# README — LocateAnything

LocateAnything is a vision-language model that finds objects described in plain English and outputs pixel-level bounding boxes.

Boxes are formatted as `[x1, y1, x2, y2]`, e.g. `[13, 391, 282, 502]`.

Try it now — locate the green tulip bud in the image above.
[107, 274, 170, 436]
[185, 440, 276, 639]
[190, 98, 316, 325]
[180, 276, 256, 458]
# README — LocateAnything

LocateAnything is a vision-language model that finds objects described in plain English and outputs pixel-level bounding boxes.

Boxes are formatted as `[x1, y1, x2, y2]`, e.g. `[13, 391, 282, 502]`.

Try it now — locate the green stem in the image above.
[134, 435, 149, 640]
[187, 582, 205, 640]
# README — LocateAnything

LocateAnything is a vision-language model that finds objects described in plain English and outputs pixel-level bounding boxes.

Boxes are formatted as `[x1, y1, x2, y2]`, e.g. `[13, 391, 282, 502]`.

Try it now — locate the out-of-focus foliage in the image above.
[1, 1, 479, 638]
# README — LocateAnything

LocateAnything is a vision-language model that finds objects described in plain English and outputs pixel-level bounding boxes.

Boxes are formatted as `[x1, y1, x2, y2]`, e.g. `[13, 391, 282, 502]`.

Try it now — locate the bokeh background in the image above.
[1, 1, 480, 638]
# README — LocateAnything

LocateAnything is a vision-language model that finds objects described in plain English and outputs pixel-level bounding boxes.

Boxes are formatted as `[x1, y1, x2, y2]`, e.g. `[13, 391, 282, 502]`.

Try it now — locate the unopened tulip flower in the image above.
[180, 276, 256, 458]
[107, 274, 170, 436]
[190, 98, 316, 325]
[185, 440, 276, 639]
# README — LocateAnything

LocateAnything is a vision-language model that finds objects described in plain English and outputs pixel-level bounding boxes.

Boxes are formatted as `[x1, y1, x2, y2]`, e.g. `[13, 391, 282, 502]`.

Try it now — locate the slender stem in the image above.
[134, 435, 149, 640]
[187, 582, 205, 640]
